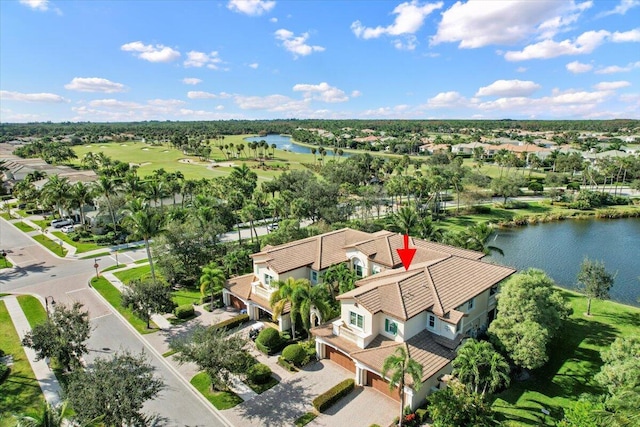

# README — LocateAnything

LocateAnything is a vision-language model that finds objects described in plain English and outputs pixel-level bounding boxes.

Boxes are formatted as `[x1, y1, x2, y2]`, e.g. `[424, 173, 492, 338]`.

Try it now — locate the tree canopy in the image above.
[576, 257, 615, 316]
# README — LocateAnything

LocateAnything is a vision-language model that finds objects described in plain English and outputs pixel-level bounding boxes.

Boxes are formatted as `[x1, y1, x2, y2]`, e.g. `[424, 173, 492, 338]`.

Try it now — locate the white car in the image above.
[51, 218, 74, 228]
[61, 225, 76, 233]
[266, 223, 279, 232]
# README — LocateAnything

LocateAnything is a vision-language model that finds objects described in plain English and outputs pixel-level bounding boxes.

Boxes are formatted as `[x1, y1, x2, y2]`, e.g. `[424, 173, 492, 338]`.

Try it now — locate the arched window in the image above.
[353, 258, 364, 278]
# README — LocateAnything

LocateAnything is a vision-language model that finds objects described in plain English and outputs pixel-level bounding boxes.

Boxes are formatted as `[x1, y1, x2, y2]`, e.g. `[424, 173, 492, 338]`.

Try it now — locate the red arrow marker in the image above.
[397, 234, 416, 271]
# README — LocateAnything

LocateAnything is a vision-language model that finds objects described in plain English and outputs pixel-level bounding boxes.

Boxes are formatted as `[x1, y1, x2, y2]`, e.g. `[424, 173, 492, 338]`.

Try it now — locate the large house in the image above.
[223, 228, 515, 408]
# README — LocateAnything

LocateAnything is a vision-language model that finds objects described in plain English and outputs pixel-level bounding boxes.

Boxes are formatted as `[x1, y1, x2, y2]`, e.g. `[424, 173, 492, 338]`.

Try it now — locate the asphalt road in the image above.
[0, 218, 230, 427]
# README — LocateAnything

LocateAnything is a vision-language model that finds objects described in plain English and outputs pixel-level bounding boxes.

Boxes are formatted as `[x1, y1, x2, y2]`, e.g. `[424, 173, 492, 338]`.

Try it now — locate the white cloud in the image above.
[270, 17, 278, 23]
[351, 0, 443, 48]
[504, 30, 611, 61]
[182, 78, 203, 85]
[593, 81, 631, 91]
[121, 41, 181, 63]
[516, 67, 528, 73]
[234, 94, 309, 112]
[475, 80, 542, 97]
[425, 91, 466, 108]
[432, 1, 590, 48]
[89, 99, 139, 109]
[0, 90, 66, 103]
[351, 90, 362, 98]
[249, 63, 259, 69]
[596, 61, 640, 74]
[292, 82, 349, 103]
[598, 0, 640, 17]
[147, 99, 186, 107]
[64, 77, 126, 93]
[187, 91, 219, 99]
[610, 28, 640, 42]
[227, 0, 275, 16]
[19, 0, 48, 11]
[274, 29, 325, 57]
[184, 51, 223, 69]
[566, 60, 593, 73]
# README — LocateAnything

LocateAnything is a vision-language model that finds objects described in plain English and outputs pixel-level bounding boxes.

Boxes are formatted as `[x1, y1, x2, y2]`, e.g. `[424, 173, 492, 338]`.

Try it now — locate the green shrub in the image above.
[255, 328, 283, 355]
[277, 356, 297, 372]
[282, 344, 306, 366]
[210, 314, 249, 331]
[0, 362, 9, 383]
[312, 378, 355, 412]
[174, 304, 195, 319]
[246, 363, 272, 384]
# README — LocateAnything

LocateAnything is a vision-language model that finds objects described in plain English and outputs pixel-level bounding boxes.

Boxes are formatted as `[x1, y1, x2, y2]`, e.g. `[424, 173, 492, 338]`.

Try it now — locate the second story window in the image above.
[385, 318, 398, 336]
[264, 273, 274, 287]
[353, 259, 364, 278]
[349, 311, 364, 330]
[428, 314, 435, 329]
[468, 297, 475, 311]
[311, 271, 318, 284]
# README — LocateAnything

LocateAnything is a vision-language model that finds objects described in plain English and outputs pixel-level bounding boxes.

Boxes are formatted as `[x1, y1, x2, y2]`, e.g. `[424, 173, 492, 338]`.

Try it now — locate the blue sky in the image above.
[1, 0, 639, 122]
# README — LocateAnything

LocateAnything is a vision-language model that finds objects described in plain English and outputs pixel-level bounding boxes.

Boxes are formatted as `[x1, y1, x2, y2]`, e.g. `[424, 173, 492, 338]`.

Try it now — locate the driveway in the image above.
[308, 385, 397, 427]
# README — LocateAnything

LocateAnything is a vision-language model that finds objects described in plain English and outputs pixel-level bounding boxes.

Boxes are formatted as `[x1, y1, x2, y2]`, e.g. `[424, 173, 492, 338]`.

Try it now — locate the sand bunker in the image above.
[142, 148, 149, 151]
[129, 162, 152, 167]
[162, 150, 169, 153]
[121, 144, 127, 147]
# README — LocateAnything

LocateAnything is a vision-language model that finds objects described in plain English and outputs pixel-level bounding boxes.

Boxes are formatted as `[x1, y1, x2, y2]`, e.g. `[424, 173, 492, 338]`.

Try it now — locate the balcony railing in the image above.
[338, 325, 358, 343]
[254, 285, 274, 301]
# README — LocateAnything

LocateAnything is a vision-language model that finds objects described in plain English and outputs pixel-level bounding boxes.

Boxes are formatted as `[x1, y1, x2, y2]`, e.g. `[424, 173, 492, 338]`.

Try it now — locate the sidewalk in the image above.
[2, 295, 62, 406]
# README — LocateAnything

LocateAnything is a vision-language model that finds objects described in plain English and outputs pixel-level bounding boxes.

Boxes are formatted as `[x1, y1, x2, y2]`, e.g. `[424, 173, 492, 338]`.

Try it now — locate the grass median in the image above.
[52, 231, 105, 254]
[16, 295, 47, 327]
[0, 301, 45, 426]
[14, 221, 36, 233]
[90, 276, 158, 334]
[32, 234, 67, 257]
[491, 290, 640, 426]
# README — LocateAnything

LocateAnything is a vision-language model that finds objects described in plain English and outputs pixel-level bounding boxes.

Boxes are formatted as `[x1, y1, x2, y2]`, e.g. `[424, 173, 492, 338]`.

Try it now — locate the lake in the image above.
[488, 218, 640, 307]
[244, 134, 349, 157]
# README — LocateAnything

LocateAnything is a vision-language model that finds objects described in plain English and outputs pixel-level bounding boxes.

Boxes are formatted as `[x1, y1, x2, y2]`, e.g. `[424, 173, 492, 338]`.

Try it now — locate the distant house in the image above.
[223, 228, 515, 408]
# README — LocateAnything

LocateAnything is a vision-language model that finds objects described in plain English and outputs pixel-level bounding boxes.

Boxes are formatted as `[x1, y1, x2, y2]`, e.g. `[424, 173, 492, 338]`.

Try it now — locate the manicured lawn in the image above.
[294, 412, 318, 426]
[16, 295, 47, 327]
[162, 349, 177, 358]
[51, 231, 105, 253]
[0, 301, 45, 426]
[30, 219, 49, 230]
[491, 290, 640, 426]
[0, 258, 12, 269]
[190, 372, 243, 410]
[172, 288, 202, 306]
[32, 234, 67, 257]
[79, 251, 111, 260]
[113, 264, 152, 284]
[90, 276, 158, 334]
[134, 258, 149, 264]
[101, 264, 126, 272]
[13, 221, 36, 233]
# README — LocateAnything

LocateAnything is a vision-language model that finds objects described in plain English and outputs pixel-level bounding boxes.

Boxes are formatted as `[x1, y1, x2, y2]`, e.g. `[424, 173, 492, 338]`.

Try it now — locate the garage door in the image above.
[229, 295, 246, 311]
[326, 346, 356, 373]
[366, 371, 400, 401]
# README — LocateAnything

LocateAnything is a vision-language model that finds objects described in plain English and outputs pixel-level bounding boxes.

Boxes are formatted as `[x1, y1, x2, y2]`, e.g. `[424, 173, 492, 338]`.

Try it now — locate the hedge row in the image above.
[210, 313, 250, 331]
[174, 304, 194, 319]
[312, 378, 355, 412]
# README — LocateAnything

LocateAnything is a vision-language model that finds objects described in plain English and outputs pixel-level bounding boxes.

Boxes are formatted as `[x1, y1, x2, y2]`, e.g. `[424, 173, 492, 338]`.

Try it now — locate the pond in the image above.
[244, 134, 349, 157]
[488, 218, 640, 307]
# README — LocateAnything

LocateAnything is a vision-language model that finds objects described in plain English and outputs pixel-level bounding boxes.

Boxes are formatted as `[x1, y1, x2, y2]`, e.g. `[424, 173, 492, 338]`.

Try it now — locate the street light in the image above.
[45, 295, 56, 317]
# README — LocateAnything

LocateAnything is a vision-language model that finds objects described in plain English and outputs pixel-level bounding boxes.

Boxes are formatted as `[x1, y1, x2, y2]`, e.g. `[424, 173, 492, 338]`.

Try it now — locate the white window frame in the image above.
[349, 311, 364, 330]
[385, 318, 398, 336]
[264, 273, 274, 287]
[372, 264, 382, 275]
[353, 258, 364, 278]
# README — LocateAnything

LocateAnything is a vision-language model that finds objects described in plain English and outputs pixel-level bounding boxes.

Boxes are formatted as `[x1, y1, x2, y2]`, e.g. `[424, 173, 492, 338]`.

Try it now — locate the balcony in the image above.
[253, 283, 274, 301]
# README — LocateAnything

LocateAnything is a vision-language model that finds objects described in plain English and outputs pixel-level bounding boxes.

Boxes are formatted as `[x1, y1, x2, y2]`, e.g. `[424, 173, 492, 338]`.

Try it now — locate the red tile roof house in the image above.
[223, 228, 515, 409]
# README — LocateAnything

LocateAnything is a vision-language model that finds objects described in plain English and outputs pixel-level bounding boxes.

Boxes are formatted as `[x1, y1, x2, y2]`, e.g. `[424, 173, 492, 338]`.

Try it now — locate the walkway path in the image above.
[2, 295, 62, 406]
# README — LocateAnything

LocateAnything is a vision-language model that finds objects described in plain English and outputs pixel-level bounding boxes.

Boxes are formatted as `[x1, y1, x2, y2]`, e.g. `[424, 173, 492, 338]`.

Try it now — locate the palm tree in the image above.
[322, 262, 357, 298]
[382, 346, 423, 427]
[41, 175, 71, 218]
[390, 206, 418, 236]
[14, 401, 71, 427]
[121, 198, 163, 283]
[199, 264, 226, 306]
[69, 181, 94, 226]
[270, 277, 308, 340]
[296, 282, 331, 337]
[93, 175, 119, 232]
[452, 339, 510, 396]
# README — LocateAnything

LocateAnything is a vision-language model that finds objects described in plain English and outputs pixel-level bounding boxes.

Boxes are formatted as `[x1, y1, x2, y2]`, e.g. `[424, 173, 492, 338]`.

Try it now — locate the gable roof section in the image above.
[338, 258, 515, 321]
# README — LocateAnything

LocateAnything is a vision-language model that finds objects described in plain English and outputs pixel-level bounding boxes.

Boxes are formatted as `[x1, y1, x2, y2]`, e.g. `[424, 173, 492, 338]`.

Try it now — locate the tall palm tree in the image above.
[452, 339, 510, 396]
[41, 175, 70, 218]
[121, 198, 163, 283]
[270, 277, 308, 340]
[93, 175, 119, 231]
[382, 346, 423, 427]
[69, 181, 94, 226]
[199, 264, 226, 306]
[322, 262, 357, 298]
[14, 401, 71, 427]
[390, 206, 418, 236]
[296, 282, 331, 337]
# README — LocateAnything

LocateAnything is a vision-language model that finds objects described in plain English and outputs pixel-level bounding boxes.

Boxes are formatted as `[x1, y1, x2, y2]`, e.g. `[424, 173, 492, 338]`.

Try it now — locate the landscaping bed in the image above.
[190, 372, 243, 410]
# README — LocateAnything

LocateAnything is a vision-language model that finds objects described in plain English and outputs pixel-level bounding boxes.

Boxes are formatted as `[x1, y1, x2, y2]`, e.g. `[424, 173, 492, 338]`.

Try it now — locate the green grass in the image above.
[247, 376, 279, 394]
[0, 301, 45, 426]
[134, 258, 149, 264]
[31, 234, 67, 257]
[101, 264, 126, 272]
[113, 264, 152, 284]
[13, 221, 36, 233]
[51, 231, 104, 254]
[16, 295, 47, 327]
[190, 372, 243, 410]
[172, 288, 202, 306]
[30, 219, 49, 230]
[491, 290, 640, 426]
[0, 258, 12, 269]
[79, 251, 111, 260]
[162, 349, 177, 358]
[90, 276, 158, 334]
[0, 212, 11, 220]
[294, 412, 318, 426]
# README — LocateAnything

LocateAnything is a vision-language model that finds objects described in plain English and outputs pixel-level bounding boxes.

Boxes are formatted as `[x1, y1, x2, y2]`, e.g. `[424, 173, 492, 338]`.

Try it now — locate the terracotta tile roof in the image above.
[350, 330, 456, 385]
[251, 228, 372, 274]
[225, 273, 290, 314]
[338, 258, 515, 321]
[311, 322, 362, 354]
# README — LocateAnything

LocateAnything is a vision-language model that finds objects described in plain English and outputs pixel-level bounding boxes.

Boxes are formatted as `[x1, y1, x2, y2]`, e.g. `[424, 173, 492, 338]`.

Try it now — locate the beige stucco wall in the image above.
[459, 288, 490, 334]
[409, 363, 453, 410]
